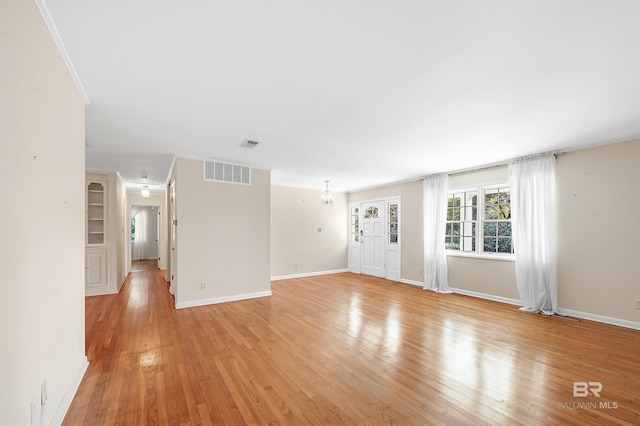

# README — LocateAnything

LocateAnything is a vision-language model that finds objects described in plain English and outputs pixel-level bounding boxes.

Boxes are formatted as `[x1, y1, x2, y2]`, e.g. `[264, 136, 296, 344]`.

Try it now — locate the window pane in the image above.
[390, 234, 398, 243]
[484, 222, 497, 237]
[485, 189, 498, 205]
[484, 237, 497, 252]
[485, 204, 499, 220]
[498, 237, 512, 253]
[351, 206, 360, 242]
[460, 222, 473, 238]
[446, 191, 478, 253]
[498, 221, 511, 237]
[499, 204, 511, 220]
[462, 237, 474, 252]
[446, 236, 458, 250]
[498, 191, 510, 204]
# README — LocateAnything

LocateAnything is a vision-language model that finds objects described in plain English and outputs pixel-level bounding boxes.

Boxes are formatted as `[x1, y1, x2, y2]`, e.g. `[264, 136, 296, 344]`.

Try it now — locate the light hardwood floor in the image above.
[130, 259, 158, 272]
[64, 270, 640, 425]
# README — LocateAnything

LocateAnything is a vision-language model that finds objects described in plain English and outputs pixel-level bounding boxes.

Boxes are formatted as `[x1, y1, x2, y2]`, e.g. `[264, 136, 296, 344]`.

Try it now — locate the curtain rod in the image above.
[424, 151, 565, 179]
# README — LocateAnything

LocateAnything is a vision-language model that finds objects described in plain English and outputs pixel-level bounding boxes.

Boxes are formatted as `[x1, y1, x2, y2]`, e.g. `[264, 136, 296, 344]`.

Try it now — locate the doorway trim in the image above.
[348, 196, 401, 281]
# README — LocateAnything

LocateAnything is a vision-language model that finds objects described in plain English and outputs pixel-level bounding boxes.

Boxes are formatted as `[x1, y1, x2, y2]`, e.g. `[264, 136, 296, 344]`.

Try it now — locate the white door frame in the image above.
[169, 179, 177, 297]
[348, 196, 401, 280]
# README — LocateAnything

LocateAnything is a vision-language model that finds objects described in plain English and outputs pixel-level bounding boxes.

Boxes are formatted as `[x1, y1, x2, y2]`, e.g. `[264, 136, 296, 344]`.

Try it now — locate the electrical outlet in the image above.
[30, 397, 37, 425]
[635, 299, 640, 310]
[200, 282, 207, 290]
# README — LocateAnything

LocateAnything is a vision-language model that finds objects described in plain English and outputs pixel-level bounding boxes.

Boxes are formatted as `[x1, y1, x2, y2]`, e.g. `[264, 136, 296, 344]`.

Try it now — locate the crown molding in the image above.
[35, 0, 90, 105]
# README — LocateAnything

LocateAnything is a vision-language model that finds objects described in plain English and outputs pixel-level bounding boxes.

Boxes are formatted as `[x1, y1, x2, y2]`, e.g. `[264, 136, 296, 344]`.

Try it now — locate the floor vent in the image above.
[203, 160, 251, 185]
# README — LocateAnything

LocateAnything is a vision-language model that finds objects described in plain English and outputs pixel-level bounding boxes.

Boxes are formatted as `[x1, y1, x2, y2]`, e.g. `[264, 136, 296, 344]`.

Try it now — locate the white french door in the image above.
[360, 200, 385, 278]
[349, 197, 401, 280]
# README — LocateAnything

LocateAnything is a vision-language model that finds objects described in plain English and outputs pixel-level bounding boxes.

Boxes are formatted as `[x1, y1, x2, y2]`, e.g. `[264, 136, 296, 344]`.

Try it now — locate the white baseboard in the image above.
[450, 287, 523, 306]
[398, 278, 424, 287]
[557, 308, 640, 330]
[175, 290, 272, 310]
[271, 269, 349, 281]
[450, 288, 640, 330]
[85, 287, 119, 297]
[51, 356, 89, 425]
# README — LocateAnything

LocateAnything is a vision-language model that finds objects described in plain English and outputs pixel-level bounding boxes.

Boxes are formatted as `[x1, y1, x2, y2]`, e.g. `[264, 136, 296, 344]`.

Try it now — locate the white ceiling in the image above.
[44, 0, 640, 193]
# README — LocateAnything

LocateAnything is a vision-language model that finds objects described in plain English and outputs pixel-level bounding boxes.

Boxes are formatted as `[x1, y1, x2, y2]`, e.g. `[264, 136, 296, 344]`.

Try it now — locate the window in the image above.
[364, 206, 379, 219]
[482, 187, 512, 254]
[388, 203, 398, 243]
[446, 191, 477, 252]
[351, 207, 359, 242]
[131, 217, 136, 241]
[446, 185, 512, 256]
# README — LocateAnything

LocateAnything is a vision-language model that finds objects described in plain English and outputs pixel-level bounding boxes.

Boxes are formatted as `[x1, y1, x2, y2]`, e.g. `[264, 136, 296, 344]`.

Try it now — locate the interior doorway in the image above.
[131, 205, 160, 269]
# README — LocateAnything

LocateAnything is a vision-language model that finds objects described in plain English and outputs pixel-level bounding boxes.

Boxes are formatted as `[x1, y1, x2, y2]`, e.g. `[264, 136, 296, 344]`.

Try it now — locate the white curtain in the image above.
[423, 174, 451, 293]
[132, 210, 148, 260]
[509, 155, 558, 314]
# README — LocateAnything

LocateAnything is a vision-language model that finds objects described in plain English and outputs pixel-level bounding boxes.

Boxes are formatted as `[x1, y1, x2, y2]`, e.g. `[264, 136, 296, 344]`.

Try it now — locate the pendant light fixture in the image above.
[141, 185, 150, 199]
[321, 180, 333, 205]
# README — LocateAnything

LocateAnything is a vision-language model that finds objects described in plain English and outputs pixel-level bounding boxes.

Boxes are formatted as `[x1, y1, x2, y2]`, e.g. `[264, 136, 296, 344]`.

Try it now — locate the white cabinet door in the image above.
[86, 249, 107, 288]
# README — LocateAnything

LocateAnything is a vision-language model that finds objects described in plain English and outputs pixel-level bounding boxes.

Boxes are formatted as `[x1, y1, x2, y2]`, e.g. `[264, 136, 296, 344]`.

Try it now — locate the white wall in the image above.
[173, 158, 271, 308]
[271, 185, 348, 278]
[556, 139, 640, 323]
[0, 1, 87, 424]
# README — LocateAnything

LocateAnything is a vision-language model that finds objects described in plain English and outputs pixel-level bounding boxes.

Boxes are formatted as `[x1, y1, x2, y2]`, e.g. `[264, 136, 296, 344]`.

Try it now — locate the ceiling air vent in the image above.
[240, 139, 260, 149]
[203, 160, 251, 185]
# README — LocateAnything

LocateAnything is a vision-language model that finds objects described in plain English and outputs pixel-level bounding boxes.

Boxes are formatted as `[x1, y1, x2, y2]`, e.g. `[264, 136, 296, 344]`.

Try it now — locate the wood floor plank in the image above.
[64, 267, 640, 425]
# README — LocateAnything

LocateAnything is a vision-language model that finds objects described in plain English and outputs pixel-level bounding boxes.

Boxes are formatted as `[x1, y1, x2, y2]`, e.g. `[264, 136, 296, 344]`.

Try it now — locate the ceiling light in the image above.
[321, 180, 333, 206]
[141, 185, 150, 199]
